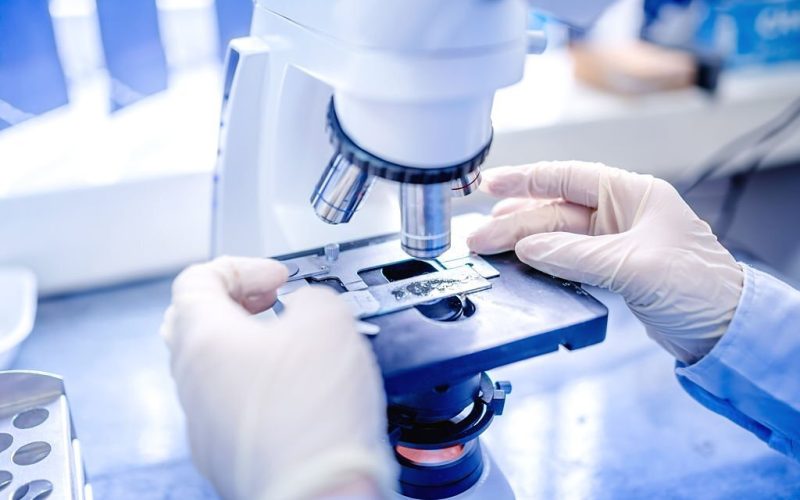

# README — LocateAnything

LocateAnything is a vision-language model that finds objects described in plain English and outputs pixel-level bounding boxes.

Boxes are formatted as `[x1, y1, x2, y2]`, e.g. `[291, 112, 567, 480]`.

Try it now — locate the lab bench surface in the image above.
[11, 276, 800, 499]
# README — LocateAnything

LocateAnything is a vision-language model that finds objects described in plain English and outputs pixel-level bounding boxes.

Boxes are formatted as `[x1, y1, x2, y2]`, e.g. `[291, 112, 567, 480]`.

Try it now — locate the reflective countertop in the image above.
[10, 276, 800, 499]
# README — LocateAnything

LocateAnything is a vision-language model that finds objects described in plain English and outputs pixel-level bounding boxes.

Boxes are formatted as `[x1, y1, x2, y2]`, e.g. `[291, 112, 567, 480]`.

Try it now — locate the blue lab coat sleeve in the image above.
[675, 263, 800, 460]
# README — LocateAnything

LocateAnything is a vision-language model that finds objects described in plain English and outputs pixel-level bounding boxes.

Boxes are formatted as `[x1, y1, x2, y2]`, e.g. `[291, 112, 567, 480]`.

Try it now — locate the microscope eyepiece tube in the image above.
[311, 154, 376, 224]
[400, 183, 452, 259]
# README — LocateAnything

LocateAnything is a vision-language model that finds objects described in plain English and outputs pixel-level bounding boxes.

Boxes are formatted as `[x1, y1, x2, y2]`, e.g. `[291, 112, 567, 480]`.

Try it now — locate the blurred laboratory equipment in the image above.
[0, 0, 253, 294]
[571, 40, 703, 94]
[642, 0, 800, 68]
[567, 0, 800, 95]
[0, 0, 68, 130]
[0, 371, 91, 499]
[0, 269, 36, 370]
[95, 0, 168, 110]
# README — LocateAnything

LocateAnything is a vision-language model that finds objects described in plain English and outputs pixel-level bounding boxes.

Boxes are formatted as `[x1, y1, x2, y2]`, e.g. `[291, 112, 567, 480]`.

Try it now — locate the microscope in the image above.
[213, 1, 616, 497]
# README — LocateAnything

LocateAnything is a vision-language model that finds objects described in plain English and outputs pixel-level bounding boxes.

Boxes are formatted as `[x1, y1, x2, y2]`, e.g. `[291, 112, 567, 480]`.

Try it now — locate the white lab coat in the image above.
[676, 263, 800, 459]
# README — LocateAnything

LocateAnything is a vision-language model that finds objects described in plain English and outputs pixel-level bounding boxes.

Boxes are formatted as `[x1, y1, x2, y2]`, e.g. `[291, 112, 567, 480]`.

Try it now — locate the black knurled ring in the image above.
[326, 98, 492, 185]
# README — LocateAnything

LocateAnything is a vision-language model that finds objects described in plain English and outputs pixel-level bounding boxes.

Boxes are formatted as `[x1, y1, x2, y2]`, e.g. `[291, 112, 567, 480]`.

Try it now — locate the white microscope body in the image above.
[213, 0, 615, 497]
[212, 0, 612, 260]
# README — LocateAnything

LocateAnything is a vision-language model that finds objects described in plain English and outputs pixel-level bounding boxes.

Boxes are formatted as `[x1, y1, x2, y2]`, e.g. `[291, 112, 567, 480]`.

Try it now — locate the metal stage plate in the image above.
[276, 215, 608, 395]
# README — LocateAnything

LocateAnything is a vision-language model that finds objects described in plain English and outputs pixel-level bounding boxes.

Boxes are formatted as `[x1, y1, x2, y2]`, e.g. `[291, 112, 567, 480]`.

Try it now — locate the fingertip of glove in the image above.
[480, 168, 518, 196]
[466, 233, 490, 256]
[466, 218, 506, 255]
[242, 290, 279, 314]
[214, 255, 290, 286]
[465, 231, 483, 253]
[514, 237, 543, 264]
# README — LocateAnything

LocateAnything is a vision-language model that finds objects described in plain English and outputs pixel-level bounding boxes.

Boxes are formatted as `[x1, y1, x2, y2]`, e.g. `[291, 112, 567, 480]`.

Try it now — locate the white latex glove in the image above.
[161, 256, 397, 499]
[467, 161, 743, 364]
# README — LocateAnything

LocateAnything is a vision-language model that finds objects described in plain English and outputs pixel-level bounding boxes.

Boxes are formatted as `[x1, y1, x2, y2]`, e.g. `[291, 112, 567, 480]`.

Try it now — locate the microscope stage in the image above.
[276, 215, 608, 396]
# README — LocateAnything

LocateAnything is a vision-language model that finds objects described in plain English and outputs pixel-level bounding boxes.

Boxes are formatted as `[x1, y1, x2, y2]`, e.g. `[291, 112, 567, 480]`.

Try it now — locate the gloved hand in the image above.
[467, 161, 743, 364]
[160, 256, 397, 499]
